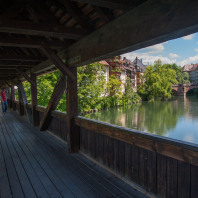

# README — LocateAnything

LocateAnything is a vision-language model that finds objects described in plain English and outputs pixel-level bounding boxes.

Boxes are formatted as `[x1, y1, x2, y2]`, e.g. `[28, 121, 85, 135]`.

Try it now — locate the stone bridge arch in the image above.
[172, 85, 184, 96]
[185, 85, 198, 95]
[172, 84, 198, 96]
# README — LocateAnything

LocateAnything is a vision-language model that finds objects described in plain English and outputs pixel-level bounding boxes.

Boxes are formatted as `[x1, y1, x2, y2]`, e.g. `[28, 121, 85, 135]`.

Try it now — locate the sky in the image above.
[122, 33, 198, 67]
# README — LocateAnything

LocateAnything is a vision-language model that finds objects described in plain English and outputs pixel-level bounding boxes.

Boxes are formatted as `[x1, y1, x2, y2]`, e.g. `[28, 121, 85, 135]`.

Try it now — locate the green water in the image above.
[85, 96, 198, 145]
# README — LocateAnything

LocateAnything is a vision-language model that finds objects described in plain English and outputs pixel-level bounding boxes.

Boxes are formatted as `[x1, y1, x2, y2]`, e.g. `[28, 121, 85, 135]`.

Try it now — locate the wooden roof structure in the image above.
[0, 0, 198, 86]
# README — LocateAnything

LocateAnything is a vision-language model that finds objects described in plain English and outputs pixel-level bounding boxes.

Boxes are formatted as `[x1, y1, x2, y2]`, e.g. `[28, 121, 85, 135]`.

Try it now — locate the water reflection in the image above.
[85, 96, 198, 144]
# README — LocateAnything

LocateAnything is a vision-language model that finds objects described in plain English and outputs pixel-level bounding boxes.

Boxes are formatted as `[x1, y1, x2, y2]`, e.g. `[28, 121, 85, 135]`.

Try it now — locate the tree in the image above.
[183, 72, 190, 84]
[23, 70, 66, 112]
[77, 62, 106, 112]
[138, 59, 177, 101]
[124, 77, 134, 102]
[166, 63, 183, 84]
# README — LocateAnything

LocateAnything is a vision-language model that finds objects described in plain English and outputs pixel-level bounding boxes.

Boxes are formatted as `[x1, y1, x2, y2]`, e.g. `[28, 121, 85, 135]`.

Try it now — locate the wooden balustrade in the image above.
[75, 116, 198, 198]
[8, 100, 198, 197]
[9, 100, 67, 142]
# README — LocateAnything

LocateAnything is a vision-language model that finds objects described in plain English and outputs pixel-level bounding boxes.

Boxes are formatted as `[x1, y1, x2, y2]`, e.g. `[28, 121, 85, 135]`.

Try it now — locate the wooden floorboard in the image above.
[0, 110, 147, 198]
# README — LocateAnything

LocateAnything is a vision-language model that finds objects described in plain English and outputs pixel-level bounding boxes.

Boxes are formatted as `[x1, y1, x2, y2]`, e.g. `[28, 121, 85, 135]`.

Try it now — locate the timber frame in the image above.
[1, 0, 198, 170]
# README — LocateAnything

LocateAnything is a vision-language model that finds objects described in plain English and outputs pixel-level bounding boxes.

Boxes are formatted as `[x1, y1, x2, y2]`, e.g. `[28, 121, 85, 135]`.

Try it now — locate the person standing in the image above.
[1, 88, 7, 113]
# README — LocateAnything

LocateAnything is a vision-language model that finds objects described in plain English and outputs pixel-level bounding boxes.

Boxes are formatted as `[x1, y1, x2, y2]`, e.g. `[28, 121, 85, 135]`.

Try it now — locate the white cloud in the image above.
[122, 52, 176, 65]
[178, 54, 198, 66]
[182, 34, 194, 40]
[169, 53, 179, 58]
[147, 44, 165, 54]
[134, 43, 165, 55]
[121, 42, 176, 65]
[195, 48, 198, 53]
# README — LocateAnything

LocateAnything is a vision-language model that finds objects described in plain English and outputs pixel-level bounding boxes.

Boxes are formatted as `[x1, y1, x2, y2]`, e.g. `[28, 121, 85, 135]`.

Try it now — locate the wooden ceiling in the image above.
[0, 0, 147, 84]
[0, 0, 198, 86]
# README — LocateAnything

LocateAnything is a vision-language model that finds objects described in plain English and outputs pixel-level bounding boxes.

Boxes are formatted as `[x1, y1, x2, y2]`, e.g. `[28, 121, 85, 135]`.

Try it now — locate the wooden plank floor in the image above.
[0, 110, 147, 198]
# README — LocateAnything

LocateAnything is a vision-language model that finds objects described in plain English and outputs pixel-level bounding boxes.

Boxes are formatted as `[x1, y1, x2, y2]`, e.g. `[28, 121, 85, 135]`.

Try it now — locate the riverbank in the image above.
[85, 96, 198, 144]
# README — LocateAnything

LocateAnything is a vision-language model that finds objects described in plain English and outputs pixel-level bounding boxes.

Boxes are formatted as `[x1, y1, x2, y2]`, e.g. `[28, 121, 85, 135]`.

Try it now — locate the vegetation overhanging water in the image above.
[85, 96, 198, 145]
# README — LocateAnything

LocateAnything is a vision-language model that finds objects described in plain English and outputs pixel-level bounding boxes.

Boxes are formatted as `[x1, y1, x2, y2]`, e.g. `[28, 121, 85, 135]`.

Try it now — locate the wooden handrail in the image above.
[36, 105, 66, 120]
[75, 116, 198, 166]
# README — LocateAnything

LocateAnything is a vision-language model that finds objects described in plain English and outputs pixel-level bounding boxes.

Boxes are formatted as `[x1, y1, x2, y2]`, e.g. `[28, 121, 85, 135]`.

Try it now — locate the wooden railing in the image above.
[9, 99, 198, 197]
[10, 100, 67, 142]
[75, 116, 198, 198]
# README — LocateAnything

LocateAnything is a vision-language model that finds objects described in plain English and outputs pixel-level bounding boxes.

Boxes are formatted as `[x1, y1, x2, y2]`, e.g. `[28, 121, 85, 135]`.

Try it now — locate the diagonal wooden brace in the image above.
[18, 81, 32, 123]
[39, 75, 66, 131]
[16, 68, 37, 87]
[40, 45, 75, 80]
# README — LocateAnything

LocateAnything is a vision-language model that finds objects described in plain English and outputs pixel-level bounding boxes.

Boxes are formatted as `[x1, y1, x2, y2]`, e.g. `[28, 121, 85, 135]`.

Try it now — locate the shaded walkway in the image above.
[0, 110, 146, 198]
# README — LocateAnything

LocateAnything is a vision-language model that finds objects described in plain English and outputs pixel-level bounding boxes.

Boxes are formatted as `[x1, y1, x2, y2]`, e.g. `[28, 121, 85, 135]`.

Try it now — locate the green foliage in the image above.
[138, 59, 177, 101]
[183, 72, 190, 84]
[78, 62, 106, 112]
[23, 70, 66, 112]
[22, 62, 141, 113]
[165, 63, 183, 84]
[23, 81, 31, 102]
[123, 77, 141, 105]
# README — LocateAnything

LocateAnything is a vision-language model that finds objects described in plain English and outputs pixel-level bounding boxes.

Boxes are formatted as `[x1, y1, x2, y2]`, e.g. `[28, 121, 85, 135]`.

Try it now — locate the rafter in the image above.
[71, 0, 139, 10]
[0, 60, 37, 66]
[41, 45, 75, 80]
[0, 19, 89, 40]
[0, 36, 72, 48]
[16, 68, 37, 87]
[0, 54, 46, 61]
[57, 0, 91, 28]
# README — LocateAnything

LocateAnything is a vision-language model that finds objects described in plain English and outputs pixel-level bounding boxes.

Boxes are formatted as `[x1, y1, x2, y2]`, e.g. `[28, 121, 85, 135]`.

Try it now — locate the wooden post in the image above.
[66, 67, 80, 153]
[18, 84, 24, 116]
[10, 86, 15, 108]
[39, 75, 66, 131]
[6, 88, 10, 107]
[31, 73, 39, 126]
[18, 81, 32, 122]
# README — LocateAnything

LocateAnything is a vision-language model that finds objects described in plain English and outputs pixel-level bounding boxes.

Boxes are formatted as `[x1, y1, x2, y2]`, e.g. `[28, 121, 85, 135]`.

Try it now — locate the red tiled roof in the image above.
[99, 60, 109, 66]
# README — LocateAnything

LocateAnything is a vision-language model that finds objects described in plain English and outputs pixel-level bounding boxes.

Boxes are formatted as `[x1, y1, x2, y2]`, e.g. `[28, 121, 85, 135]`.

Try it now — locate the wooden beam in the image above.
[0, 54, 46, 61]
[0, 36, 72, 48]
[41, 46, 75, 80]
[0, 66, 32, 69]
[18, 81, 32, 122]
[64, 0, 198, 67]
[31, 73, 39, 126]
[0, 0, 25, 18]
[39, 75, 66, 131]
[71, 0, 139, 10]
[18, 82, 24, 116]
[0, 19, 90, 40]
[66, 67, 80, 153]
[0, 60, 37, 65]
[57, 0, 91, 28]
[30, 0, 198, 75]
[0, 73, 18, 76]
[16, 68, 37, 87]
[10, 86, 15, 108]
[25, 0, 58, 24]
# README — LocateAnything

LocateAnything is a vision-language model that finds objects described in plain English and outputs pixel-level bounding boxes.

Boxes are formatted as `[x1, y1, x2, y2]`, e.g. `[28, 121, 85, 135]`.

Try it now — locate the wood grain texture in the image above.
[75, 117, 198, 165]
[31, 73, 39, 126]
[39, 75, 66, 131]
[66, 67, 80, 153]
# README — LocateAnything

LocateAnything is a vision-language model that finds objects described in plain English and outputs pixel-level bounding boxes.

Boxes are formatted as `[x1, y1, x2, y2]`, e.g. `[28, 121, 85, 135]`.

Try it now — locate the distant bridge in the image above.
[172, 83, 198, 96]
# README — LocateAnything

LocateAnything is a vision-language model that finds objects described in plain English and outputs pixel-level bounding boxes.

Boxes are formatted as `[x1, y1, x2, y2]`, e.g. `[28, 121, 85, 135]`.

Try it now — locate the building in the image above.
[183, 64, 198, 83]
[133, 57, 147, 86]
[102, 56, 146, 92]
[188, 64, 198, 83]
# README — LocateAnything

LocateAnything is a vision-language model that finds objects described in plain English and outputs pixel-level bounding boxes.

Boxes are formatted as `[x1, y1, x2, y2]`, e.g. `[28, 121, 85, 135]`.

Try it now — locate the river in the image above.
[85, 96, 198, 145]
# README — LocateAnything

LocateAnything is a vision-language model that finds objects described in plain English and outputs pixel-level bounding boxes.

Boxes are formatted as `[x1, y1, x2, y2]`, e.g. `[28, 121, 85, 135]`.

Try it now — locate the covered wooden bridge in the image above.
[1, 0, 198, 197]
